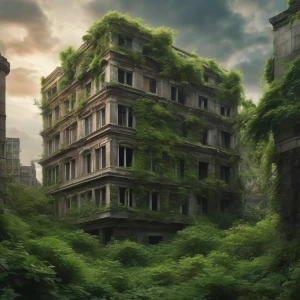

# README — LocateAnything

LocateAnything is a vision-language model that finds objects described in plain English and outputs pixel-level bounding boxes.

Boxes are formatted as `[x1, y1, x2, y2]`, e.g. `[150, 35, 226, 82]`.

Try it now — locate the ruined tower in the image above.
[0, 55, 10, 188]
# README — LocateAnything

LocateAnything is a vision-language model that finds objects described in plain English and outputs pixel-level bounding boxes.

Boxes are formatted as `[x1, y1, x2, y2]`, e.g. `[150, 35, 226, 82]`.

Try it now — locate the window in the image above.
[65, 159, 76, 181]
[148, 150, 156, 172]
[181, 201, 189, 215]
[84, 114, 93, 136]
[294, 123, 300, 135]
[99, 72, 105, 90]
[150, 192, 159, 211]
[64, 99, 70, 114]
[202, 130, 208, 145]
[221, 131, 231, 148]
[53, 105, 60, 121]
[53, 134, 60, 152]
[65, 123, 77, 145]
[53, 165, 59, 184]
[197, 196, 208, 214]
[119, 147, 133, 167]
[204, 75, 209, 82]
[170, 86, 185, 104]
[71, 195, 78, 208]
[48, 139, 52, 155]
[199, 162, 208, 180]
[118, 105, 133, 127]
[119, 187, 133, 207]
[96, 107, 106, 129]
[221, 199, 230, 212]
[83, 153, 92, 174]
[70, 93, 76, 110]
[118, 69, 133, 86]
[87, 190, 93, 201]
[85, 81, 92, 98]
[199, 96, 208, 110]
[0, 142, 4, 157]
[142, 46, 151, 56]
[95, 187, 106, 206]
[46, 84, 57, 99]
[220, 166, 230, 183]
[143, 77, 156, 94]
[174, 158, 184, 177]
[118, 35, 133, 49]
[65, 198, 71, 210]
[95, 146, 106, 170]
[220, 106, 231, 117]
[46, 113, 52, 128]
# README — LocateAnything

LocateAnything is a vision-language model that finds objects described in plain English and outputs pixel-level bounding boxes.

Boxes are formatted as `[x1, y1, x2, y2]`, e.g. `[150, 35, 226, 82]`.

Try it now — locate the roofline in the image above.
[269, 3, 300, 27]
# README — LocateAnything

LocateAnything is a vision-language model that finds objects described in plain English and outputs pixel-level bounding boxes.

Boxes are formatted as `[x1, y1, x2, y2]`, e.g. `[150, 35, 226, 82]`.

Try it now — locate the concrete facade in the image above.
[0, 55, 10, 188]
[6, 137, 21, 183]
[40, 28, 239, 243]
[270, 4, 300, 227]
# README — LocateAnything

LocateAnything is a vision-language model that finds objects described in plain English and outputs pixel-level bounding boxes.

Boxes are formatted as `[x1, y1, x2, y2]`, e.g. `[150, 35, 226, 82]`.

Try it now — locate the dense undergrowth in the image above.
[1, 183, 300, 299]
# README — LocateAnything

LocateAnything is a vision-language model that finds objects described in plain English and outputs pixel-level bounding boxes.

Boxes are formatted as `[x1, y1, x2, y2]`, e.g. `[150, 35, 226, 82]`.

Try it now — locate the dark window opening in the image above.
[151, 192, 159, 211]
[143, 46, 151, 56]
[221, 106, 231, 117]
[221, 131, 231, 148]
[294, 124, 300, 135]
[181, 201, 189, 215]
[119, 147, 133, 167]
[96, 146, 106, 170]
[85, 154, 91, 174]
[103, 227, 113, 244]
[221, 199, 230, 212]
[85, 82, 92, 98]
[95, 187, 106, 206]
[118, 35, 133, 49]
[197, 196, 208, 214]
[118, 69, 132, 86]
[199, 162, 208, 180]
[119, 187, 133, 207]
[199, 96, 208, 110]
[178, 89, 185, 104]
[171, 86, 177, 101]
[202, 130, 208, 145]
[149, 236, 163, 245]
[221, 166, 230, 183]
[144, 77, 157, 94]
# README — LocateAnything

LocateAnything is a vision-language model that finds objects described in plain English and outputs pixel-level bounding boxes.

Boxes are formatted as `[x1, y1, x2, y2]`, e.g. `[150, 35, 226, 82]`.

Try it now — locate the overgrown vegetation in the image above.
[248, 56, 300, 141]
[1, 184, 300, 299]
[288, 0, 300, 8]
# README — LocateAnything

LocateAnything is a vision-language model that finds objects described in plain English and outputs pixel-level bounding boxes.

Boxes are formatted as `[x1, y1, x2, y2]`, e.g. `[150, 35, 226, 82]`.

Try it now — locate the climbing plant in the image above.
[263, 56, 274, 84]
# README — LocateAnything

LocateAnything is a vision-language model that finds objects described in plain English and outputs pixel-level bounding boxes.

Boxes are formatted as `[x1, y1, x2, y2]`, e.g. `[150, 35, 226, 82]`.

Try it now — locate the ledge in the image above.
[0, 55, 10, 75]
[269, 3, 300, 28]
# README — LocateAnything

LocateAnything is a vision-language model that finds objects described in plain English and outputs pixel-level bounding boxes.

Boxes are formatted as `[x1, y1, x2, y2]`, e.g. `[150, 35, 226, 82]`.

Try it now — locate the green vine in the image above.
[248, 56, 300, 141]
[264, 57, 274, 84]
[287, 0, 300, 8]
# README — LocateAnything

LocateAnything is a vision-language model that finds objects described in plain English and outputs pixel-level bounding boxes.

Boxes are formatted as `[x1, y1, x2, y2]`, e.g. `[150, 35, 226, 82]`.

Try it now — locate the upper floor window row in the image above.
[46, 84, 58, 99]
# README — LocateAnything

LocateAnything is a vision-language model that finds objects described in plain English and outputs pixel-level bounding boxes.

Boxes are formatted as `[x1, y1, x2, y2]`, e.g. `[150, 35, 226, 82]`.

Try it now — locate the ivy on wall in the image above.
[248, 56, 300, 141]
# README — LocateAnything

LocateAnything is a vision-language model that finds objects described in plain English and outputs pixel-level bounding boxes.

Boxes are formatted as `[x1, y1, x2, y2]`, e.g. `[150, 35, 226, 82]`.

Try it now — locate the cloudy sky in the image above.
[0, 0, 287, 181]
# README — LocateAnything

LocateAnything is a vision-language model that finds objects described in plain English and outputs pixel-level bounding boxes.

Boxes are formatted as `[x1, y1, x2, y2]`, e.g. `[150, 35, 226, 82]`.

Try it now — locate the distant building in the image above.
[6, 137, 21, 183]
[0, 55, 10, 188]
[20, 161, 40, 188]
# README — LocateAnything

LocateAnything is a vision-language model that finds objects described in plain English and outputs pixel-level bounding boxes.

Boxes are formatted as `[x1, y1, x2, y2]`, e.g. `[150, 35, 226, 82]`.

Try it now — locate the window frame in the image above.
[149, 192, 160, 211]
[95, 145, 106, 170]
[118, 146, 133, 168]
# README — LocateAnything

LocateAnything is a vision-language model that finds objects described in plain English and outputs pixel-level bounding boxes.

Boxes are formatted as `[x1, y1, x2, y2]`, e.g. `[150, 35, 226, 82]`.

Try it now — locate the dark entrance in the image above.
[149, 236, 163, 245]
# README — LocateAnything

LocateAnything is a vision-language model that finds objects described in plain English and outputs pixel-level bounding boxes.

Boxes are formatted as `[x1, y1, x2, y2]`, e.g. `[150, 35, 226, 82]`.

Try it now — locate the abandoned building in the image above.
[39, 14, 241, 243]
[270, 3, 300, 227]
[0, 54, 10, 189]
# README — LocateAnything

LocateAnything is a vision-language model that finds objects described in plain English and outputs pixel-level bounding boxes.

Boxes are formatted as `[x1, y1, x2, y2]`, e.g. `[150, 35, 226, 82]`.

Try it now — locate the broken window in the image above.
[171, 86, 185, 104]
[85, 81, 92, 98]
[118, 69, 133, 86]
[197, 196, 208, 214]
[84, 114, 93, 136]
[119, 187, 133, 207]
[119, 147, 133, 167]
[150, 192, 159, 211]
[95, 187, 106, 206]
[199, 162, 208, 180]
[83, 153, 92, 174]
[118, 105, 133, 127]
[118, 35, 133, 49]
[96, 107, 106, 129]
[220, 166, 230, 183]
[199, 96, 208, 110]
[221, 131, 231, 148]
[95, 146, 106, 170]
[143, 76, 157, 94]
[220, 105, 231, 117]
